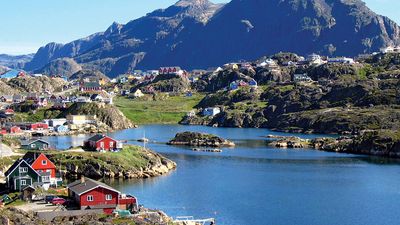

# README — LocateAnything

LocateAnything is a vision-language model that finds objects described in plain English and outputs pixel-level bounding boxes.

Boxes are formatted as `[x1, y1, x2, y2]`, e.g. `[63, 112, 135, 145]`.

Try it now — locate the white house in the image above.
[293, 73, 313, 82]
[381, 46, 400, 53]
[133, 89, 144, 98]
[203, 107, 221, 117]
[328, 57, 355, 64]
[46, 118, 67, 127]
[307, 54, 325, 65]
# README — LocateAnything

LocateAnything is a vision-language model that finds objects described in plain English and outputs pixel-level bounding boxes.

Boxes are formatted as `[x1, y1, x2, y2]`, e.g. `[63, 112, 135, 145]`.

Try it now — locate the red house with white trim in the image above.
[22, 152, 62, 186]
[67, 177, 137, 214]
[29, 123, 49, 131]
[84, 134, 122, 151]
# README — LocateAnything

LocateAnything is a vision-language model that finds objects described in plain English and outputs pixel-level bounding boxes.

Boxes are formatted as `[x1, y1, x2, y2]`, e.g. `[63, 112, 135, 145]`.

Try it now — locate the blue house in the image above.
[249, 79, 258, 87]
[229, 82, 239, 90]
[55, 125, 69, 133]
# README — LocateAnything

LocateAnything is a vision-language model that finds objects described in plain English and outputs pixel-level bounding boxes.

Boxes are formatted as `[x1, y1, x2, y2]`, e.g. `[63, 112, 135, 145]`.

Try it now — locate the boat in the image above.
[137, 138, 149, 143]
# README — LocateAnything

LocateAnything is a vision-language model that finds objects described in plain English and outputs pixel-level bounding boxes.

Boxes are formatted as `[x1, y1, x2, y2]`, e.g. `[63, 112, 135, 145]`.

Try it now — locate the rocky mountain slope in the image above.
[35, 57, 82, 77]
[0, 54, 34, 69]
[25, 0, 400, 77]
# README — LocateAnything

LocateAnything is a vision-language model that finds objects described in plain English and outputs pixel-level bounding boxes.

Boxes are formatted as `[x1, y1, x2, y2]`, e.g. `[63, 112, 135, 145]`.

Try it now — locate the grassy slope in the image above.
[46, 145, 148, 172]
[114, 94, 205, 124]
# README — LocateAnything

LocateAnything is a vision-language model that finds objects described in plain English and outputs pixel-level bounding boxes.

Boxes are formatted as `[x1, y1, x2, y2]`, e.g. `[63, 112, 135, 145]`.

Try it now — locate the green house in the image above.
[5, 159, 40, 191]
[21, 139, 50, 151]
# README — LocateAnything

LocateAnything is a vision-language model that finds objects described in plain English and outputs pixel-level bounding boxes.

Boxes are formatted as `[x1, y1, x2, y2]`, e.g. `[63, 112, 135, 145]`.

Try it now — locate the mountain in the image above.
[0, 54, 34, 69]
[35, 57, 82, 77]
[25, 0, 400, 77]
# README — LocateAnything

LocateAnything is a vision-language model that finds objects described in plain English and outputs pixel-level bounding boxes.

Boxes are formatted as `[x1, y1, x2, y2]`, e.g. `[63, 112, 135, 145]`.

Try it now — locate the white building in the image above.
[133, 89, 144, 98]
[307, 54, 325, 65]
[381, 46, 400, 53]
[328, 57, 355, 64]
[203, 107, 221, 117]
[48, 119, 67, 127]
[293, 73, 313, 82]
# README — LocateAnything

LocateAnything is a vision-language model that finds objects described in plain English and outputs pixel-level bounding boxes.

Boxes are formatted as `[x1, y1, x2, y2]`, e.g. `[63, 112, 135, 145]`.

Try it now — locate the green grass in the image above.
[47, 145, 149, 172]
[114, 94, 205, 124]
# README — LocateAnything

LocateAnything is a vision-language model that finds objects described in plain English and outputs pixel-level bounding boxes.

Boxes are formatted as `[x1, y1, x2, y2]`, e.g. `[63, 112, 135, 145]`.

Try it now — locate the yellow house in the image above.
[66, 115, 96, 125]
[127, 74, 135, 80]
[99, 78, 107, 86]
[113, 85, 120, 93]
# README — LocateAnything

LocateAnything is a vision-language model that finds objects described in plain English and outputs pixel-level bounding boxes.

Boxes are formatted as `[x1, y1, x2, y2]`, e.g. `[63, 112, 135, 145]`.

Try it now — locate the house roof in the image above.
[4, 159, 40, 178]
[21, 139, 50, 146]
[67, 178, 120, 196]
[87, 134, 115, 143]
[82, 82, 101, 88]
[22, 152, 56, 168]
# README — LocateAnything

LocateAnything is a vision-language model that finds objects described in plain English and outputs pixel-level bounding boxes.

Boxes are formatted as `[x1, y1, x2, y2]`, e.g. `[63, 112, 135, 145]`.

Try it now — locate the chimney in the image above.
[81, 176, 85, 184]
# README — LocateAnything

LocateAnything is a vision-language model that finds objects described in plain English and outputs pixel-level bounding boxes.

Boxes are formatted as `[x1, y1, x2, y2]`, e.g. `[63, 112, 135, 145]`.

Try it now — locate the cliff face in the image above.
[24, 0, 400, 76]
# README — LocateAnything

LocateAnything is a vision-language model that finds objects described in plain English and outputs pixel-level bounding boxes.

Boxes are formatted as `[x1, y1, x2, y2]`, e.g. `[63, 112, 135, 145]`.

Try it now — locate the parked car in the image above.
[45, 195, 57, 203]
[51, 197, 66, 205]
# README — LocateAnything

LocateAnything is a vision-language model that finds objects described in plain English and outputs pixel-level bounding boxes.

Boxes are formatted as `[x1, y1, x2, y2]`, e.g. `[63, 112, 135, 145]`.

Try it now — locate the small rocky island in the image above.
[47, 145, 176, 179]
[168, 131, 235, 147]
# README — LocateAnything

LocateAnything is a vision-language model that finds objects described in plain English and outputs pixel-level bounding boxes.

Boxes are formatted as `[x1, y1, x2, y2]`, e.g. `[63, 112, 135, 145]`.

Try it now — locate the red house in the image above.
[29, 123, 49, 131]
[22, 152, 62, 186]
[7, 126, 22, 134]
[84, 134, 122, 151]
[67, 177, 137, 214]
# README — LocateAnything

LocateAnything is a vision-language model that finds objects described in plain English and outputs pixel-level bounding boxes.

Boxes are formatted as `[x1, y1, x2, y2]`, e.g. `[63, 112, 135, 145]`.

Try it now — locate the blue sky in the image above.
[0, 0, 398, 55]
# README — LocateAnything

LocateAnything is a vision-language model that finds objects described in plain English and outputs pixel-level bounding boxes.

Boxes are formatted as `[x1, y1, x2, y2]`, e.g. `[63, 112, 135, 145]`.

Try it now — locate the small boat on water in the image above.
[192, 148, 222, 153]
[137, 137, 149, 143]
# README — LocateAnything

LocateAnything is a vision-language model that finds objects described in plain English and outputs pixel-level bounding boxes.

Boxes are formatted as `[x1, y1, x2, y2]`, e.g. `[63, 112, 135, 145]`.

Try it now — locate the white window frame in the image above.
[20, 180, 26, 185]
[105, 194, 112, 201]
[87, 195, 94, 202]
[42, 160, 47, 165]
[31, 144, 36, 148]
[110, 142, 114, 148]
[100, 142, 104, 149]
[19, 167, 28, 173]
[42, 176, 50, 182]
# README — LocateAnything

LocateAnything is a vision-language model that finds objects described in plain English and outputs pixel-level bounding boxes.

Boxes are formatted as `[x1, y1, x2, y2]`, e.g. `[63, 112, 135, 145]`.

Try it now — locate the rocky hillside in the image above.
[59, 102, 135, 130]
[24, 0, 400, 76]
[7, 76, 68, 93]
[35, 57, 82, 77]
[69, 69, 109, 81]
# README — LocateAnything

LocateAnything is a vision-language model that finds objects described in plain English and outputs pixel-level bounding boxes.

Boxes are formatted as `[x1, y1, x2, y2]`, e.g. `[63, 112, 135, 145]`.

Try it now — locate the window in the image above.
[31, 144, 36, 148]
[19, 167, 28, 173]
[100, 142, 104, 149]
[110, 142, 114, 148]
[42, 160, 47, 165]
[87, 195, 94, 202]
[42, 176, 50, 182]
[105, 194, 112, 201]
[20, 180, 26, 185]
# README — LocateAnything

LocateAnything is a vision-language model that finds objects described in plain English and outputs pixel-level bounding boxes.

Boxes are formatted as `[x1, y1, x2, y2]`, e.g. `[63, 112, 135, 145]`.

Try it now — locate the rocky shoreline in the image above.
[266, 130, 400, 158]
[167, 131, 235, 147]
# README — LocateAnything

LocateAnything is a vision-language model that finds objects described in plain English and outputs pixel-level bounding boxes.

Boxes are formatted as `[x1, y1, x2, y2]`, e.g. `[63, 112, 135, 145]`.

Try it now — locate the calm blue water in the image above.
[43, 125, 400, 225]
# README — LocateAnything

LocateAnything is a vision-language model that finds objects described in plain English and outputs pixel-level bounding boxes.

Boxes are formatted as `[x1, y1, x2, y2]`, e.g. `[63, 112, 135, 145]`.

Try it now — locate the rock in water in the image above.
[168, 131, 235, 147]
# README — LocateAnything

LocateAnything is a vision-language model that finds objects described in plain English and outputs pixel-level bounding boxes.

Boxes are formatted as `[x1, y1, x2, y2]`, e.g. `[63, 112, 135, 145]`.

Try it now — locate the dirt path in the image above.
[0, 143, 22, 157]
